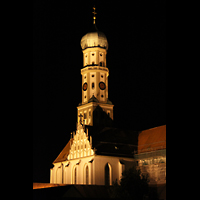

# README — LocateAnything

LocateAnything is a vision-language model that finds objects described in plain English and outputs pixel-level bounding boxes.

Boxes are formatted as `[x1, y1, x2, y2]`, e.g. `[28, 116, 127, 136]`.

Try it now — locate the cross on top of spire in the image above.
[92, 6, 97, 24]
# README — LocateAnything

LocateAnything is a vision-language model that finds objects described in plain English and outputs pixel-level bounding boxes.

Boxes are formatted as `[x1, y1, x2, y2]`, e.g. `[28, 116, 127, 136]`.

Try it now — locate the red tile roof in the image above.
[138, 125, 166, 153]
[53, 125, 166, 164]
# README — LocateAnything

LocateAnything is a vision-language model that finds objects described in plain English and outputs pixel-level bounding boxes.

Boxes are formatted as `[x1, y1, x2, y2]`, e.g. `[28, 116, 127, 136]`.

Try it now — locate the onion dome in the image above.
[81, 24, 108, 50]
[81, 6, 108, 50]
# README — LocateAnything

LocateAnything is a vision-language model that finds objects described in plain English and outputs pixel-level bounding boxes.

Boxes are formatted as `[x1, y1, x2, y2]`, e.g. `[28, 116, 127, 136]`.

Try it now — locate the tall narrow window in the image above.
[89, 110, 91, 117]
[105, 163, 111, 186]
[92, 83, 95, 89]
[86, 166, 89, 185]
[74, 168, 77, 184]
[84, 113, 87, 120]
[85, 54, 88, 66]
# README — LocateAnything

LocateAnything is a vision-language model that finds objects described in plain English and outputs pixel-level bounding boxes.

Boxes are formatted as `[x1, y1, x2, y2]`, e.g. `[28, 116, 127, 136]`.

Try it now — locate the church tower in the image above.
[49, 7, 166, 189]
[77, 7, 114, 127]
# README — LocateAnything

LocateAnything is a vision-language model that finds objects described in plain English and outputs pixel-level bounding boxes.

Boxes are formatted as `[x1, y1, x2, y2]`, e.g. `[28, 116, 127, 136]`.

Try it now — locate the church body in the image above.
[50, 125, 136, 186]
[50, 12, 166, 187]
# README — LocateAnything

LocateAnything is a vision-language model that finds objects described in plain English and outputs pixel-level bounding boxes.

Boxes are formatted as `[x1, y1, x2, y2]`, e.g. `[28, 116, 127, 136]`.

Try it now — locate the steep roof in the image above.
[87, 126, 138, 158]
[53, 138, 73, 164]
[53, 127, 138, 164]
[53, 125, 166, 164]
[138, 125, 166, 153]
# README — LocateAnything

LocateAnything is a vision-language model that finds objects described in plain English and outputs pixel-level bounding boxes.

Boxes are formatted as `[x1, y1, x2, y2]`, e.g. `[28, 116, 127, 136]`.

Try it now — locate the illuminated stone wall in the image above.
[50, 125, 134, 185]
[136, 150, 166, 185]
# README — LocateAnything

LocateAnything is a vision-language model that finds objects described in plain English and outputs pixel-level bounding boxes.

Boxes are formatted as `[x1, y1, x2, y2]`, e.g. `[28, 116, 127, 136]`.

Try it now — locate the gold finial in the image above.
[92, 6, 97, 24]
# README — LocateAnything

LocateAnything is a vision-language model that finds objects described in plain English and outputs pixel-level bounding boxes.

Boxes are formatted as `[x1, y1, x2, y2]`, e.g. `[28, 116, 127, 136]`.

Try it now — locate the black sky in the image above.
[33, 0, 166, 183]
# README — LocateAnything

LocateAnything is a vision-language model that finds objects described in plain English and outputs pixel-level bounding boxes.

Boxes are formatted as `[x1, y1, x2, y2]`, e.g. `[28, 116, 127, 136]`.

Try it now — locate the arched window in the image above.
[75, 168, 77, 184]
[86, 165, 89, 185]
[56, 166, 62, 184]
[105, 163, 112, 186]
[73, 167, 77, 184]
[83, 165, 89, 185]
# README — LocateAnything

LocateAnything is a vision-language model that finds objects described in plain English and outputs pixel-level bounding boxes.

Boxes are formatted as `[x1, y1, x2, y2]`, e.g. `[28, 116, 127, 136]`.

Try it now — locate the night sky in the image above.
[33, 0, 166, 183]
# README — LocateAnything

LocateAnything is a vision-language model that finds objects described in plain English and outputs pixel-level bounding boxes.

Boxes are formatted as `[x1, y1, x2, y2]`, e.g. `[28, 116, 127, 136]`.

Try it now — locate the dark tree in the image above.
[111, 166, 150, 200]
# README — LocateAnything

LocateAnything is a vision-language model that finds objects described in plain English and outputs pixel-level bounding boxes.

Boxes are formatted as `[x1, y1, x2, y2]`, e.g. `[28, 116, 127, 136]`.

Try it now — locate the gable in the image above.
[68, 126, 94, 160]
[53, 126, 94, 164]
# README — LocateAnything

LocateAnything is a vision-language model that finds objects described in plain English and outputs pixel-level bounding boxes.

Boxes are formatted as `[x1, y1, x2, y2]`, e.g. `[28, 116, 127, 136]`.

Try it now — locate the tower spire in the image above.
[92, 6, 97, 24]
